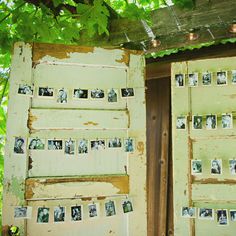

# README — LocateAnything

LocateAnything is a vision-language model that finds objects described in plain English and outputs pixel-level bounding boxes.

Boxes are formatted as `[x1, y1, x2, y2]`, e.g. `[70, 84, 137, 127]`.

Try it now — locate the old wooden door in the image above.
[2, 42, 147, 236]
[172, 57, 236, 235]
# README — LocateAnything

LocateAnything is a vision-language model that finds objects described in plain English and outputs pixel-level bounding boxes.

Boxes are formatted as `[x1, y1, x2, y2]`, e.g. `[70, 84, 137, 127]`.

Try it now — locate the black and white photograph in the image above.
[192, 115, 203, 129]
[105, 200, 116, 217]
[176, 116, 186, 130]
[108, 138, 122, 148]
[48, 140, 63, 150]
[198, 208, 214, 220]
[232, 70, 236, 84]
[107, 88, 118, 102]
[37, 207, 49, 223]
[88, 203, 98, 218]
[122, 199, 133, 213]
[206, 114, 217, 130]
[57, 88, 68, 103]
[78, 139, 88, 154]
[181, 207, 196, 218]
[229, 159, 236, 175]
[54, 206, 65, 222]
[217, 209, 228, 226]
[28, 138, 45, 150]
[202, 72, 212, 86]
[91, 140, 105, 151]
[211, 159, 222, 175]
[73, 89, 88, 99]
[38, 87, 54, 97]
[124, 138, 134, 152]
[18, 84, 34, 96]
[64, 138, 75, 155]
[229, 210, 236, 222]
[91, 89, 105, 99]
[222, 113, 233, 129]
[14, 137, 25, 154]
[71, 205, 82, 221]
[188, 73, 198, 87]
[191, 160, 202, 175]
[217, 71, 227, 85]
[175, 74, 184, 87]
[121, 88, 134, 97]
[14, 206, 32, 219]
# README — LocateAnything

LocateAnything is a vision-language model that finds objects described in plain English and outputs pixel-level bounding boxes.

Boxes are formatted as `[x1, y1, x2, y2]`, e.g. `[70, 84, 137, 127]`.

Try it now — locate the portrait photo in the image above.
[192, 115, 203, 129]
[28, 138, 45, 150]
[57, 88, 68, 103]
[124, 138, 134, 152]
[18, 84, 34, 96]
[65, 138, 75, 155]
[211, 159, 222, 175]
[176, 116, 186, 130]
[91, 89, 105, 99]
[14, 206, 32, 219]
[175, 74, 184, 87]
[198, 208, 214, 220]
[229, 159, 236, 175]
[91, 140, 105, 151]
[105, 200, 116, 217]
[230, 210, 236, 222]
[217, 209, 228, 226]
[217, 71, 227, 85]
[191, 160, 202, 175]
[202, 72, 212, 86]
[38, 87, 54, 97]
[181, 207, 196, 218]
[88, 203, 98, 218]
[121, 88, 134, 97]
[37, 207, 49, 223]
[71, 205, 82, 221]
[14, 137, 25, 154]
[73, 89, 88, 99]
[48, 140, 63, 150]
[122, 199, 133, 213]
[108, 138, 122, 148]
[222, 113, 233, 129]
[54, 206, 65, 222]
[232, 70, 236, 84]
[188, 73, 198, 87]
[78, 139, 88, 154]
[107, 88, 118, 102]
[206, 114, 217, 130]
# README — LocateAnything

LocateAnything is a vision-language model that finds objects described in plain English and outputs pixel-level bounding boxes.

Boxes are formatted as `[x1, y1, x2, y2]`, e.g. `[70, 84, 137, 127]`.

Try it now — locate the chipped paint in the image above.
[115, 51, 130, 66]
[7, 177, 25, 203]
[137, 141, 144, 155]
[83, 121, 99, 126]
[27, 111, 37, 130]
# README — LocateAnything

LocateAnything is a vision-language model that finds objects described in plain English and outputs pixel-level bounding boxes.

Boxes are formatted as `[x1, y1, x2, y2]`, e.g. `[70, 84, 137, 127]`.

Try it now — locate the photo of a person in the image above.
[122, 199, 133, 213]
[88, 204, 98, 218]
[37, 207, 49, 223]
[91, 89, 105, 99]
[73, 89, 88, 99]
[222, 113, 233, 129]
[206, 115, 217, 130]
[54, 206, 65, 222]
[176, 116, 186, 129]
[48, 140, 63, 150]
[232, 70, 236, 84]
[217, 209, 228, 226]
[202, 72, 212, 85]
[191, 160, 202, 175]
[91, 140, 105, 151]
[198, 208, 214, 220]
[107, 88, 118, 102]
[18, 84, 34, 96]
[175, 74, 184, 87]
[230, 210, 236, 222]
[71, 206, 82, 221]
[217, 71, 227, 85]
[78, 139, 88, 154]
[105, 200, 116, 217]
[28, 138, 45, 150]
[124, 138, 134, 152]
[181, 207, 196, 218]
[229, 159, 236, 175]
[108, 138, 122, 148]
[188, 73, 198, 87]
[38, 87, 54, 97]
[14, 207, 27, 218]
[57, 88, 68, 103]
[211, 159, 222, 175]
[14, 137, 25, 154]
[65, 138, 75, 155]
[193, 115, 203, 129]
[121, 88, 134, 97]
